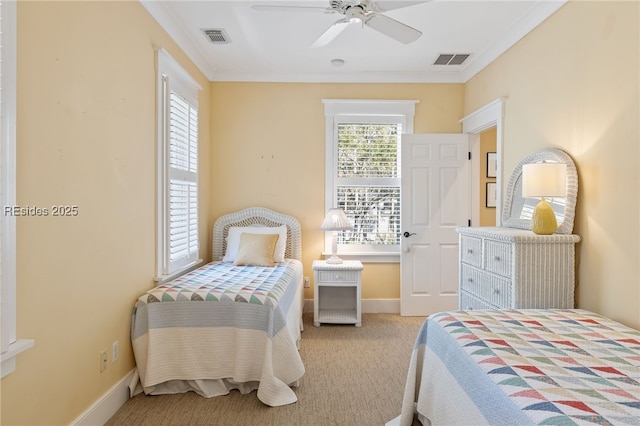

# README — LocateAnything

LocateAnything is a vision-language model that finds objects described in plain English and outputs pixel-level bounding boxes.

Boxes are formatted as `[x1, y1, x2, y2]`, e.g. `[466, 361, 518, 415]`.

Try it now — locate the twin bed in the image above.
[129, 207, 305, 407]
[396, 309, 640, 425]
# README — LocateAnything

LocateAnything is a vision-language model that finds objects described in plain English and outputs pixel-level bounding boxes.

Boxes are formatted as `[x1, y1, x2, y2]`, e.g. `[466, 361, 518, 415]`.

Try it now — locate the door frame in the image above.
[460, 98, 505, 226]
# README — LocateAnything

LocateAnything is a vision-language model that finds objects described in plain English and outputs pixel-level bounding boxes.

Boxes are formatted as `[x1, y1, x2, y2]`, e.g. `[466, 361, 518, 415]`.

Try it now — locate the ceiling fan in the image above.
[252, 0, 427, 47]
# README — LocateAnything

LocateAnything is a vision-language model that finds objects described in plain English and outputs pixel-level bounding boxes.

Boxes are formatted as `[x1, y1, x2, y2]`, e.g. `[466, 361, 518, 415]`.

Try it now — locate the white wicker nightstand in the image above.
[312, 260, 363, 327]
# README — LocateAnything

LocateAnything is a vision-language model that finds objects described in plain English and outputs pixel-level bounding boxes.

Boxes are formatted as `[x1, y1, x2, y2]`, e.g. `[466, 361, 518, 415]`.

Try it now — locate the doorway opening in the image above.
[461, 98, 505, 227]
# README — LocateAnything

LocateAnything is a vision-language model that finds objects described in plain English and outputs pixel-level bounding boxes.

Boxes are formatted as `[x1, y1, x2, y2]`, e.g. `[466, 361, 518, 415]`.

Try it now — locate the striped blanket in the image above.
[399, 309, 640, 425]
[130, 260, 304, 406]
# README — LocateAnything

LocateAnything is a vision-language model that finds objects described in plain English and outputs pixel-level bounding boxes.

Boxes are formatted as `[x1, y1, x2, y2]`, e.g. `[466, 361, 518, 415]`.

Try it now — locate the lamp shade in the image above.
[320, 208, 352, 231]
[522, 163, 567, 198]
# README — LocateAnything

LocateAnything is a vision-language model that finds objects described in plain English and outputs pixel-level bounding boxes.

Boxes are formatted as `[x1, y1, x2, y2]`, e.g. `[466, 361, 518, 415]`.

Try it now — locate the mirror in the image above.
[502, 148, 578, 234]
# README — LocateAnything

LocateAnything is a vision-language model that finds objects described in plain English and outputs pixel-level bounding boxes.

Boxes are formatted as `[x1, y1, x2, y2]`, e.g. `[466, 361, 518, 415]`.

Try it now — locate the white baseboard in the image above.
[72, 369, 135, 426]
[362, 298, 400, 313]
[385, 414, 401, 426]
[303, 298, 400, 314]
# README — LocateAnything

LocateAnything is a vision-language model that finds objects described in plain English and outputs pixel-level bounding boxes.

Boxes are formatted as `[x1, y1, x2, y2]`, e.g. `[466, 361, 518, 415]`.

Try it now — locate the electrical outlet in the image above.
[112, 341, 119, 363]
[100, 350, 108, 373]
[303, 277, 310, 288]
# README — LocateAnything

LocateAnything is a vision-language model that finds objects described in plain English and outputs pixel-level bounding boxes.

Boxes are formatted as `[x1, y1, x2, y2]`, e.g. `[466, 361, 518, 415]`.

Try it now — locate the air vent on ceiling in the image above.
[202, 28, 231, 44]
[434, 54, 470, 66]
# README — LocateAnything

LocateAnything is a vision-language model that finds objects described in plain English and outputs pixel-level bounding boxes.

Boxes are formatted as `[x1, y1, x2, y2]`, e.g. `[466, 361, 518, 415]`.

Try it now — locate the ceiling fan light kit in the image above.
[255, 0, 426, 47]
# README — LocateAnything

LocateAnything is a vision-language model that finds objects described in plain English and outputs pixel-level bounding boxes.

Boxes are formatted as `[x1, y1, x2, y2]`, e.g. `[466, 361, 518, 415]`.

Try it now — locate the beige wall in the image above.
[479, 127, 497, 226]
[465, 0, 640, 328]
[2, 2, 211, 425]
[209, 83, 465, 300]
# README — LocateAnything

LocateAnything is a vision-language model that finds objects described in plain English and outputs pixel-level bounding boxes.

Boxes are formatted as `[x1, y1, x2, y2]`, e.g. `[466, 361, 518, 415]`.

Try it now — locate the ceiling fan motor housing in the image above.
[345, 6, 367, 22]
[332, 0, 369, 16]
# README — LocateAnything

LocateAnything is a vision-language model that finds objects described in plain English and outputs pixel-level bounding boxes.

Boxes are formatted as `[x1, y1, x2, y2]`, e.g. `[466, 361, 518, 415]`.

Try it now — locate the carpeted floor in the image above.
[106, 312, 426, 426]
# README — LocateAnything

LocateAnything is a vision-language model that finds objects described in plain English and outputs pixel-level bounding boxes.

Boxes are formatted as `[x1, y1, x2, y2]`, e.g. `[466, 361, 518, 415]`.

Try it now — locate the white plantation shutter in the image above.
[167, 93, 198, 271]
[157, 49, 201, 279]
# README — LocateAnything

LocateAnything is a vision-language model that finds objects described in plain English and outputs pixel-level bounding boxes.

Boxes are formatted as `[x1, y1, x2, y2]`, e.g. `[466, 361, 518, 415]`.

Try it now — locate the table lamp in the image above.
[522, 162, 567, 235]
[321, 208, 352, 264]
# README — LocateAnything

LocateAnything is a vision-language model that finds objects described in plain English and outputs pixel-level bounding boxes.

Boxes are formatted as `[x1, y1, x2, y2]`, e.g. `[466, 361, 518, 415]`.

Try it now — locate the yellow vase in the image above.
[531, 198, 558, 235]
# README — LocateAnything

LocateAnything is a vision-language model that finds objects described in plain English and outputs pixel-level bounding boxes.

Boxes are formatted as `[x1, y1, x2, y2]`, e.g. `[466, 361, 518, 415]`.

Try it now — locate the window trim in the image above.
[1, 0, 34, 378]
[322, 99, 417, 263]
[155, 49, 202, 282]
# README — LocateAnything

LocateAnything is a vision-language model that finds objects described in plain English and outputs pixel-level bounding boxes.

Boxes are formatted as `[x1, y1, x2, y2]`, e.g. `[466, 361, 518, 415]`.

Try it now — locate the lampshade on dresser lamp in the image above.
[522, 163, 567, 235]
[320, 208, 352, 264]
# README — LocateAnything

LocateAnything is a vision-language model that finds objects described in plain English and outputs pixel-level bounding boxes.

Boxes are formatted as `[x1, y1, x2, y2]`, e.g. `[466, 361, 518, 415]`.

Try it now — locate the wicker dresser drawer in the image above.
[460, 264, 512, 307]
[460, 291, 497, 310]
[483, 240, 512, 277]
[460, 235, 482, 267]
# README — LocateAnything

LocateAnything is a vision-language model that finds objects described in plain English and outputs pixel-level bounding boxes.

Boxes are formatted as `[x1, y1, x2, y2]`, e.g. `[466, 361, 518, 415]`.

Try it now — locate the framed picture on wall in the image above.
[486, 152, 497, 178]
[486, 182, 497, 208]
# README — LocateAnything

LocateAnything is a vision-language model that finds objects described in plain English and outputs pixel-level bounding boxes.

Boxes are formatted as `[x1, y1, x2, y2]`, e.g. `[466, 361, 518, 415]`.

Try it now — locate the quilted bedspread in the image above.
[139, 261, 296, 307]
[399, 309, 640, 425]
[130, 260, 304, 406]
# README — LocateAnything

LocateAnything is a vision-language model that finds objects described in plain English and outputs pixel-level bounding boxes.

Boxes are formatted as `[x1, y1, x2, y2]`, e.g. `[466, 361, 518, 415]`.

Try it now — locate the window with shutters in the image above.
[156, 49, 202, 281]
[323, 100, 417, 262]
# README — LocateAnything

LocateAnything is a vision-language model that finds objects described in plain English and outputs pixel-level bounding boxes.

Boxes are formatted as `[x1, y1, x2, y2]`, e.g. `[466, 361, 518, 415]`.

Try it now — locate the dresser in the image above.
[457, 227, 580, 310]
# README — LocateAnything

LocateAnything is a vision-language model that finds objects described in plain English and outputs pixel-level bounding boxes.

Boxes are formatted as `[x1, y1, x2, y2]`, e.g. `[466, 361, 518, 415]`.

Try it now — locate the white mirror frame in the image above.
[502, 148, 578, 234]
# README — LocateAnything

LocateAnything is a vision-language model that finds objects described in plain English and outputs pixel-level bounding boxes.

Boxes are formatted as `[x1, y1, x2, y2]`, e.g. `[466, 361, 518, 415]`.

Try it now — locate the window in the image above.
[1, 0, 34, 377]
[156, 49, 202, 281]
[323, 100, 417, 262]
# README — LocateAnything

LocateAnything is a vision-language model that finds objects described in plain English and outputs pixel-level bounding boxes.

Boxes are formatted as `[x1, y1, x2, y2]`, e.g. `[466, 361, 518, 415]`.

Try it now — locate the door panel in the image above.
[400, 134, 470, 316]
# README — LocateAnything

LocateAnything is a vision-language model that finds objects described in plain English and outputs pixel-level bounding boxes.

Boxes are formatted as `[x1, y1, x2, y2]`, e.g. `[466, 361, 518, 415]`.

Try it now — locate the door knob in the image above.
[403, 231, 417, 238]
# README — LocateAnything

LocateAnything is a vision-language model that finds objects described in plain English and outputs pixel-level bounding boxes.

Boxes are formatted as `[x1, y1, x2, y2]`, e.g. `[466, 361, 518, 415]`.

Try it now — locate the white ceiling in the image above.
[141, 0, 567, 83]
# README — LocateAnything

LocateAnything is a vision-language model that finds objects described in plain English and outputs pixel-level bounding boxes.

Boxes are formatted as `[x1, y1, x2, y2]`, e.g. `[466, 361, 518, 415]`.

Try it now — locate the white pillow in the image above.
[223, 225, 287, 263]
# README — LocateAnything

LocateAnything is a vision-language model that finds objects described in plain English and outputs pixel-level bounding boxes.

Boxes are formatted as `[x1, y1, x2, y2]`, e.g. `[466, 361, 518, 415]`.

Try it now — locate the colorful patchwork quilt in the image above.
[138, 261, 296, 307]
[399, 309, 640, 425]
[130, 260, 305, 406]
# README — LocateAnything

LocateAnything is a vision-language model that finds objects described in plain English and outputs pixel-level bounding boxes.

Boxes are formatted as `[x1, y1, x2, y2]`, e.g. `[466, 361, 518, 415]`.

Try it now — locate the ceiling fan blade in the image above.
[370, 1, 429, 13]
[310, 19, 351, 47]
[251, 5, 336, 14]
[365, 13, 422, 44]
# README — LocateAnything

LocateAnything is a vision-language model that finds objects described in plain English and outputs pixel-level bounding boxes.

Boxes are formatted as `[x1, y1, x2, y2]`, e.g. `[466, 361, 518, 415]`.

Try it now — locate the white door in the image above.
[400, 134, 470, 316]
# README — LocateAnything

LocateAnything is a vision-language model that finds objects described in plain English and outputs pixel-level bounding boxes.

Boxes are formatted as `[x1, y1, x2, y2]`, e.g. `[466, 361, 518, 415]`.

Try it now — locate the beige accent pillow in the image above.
[223, 225, 287, 263]
[233, 233, 279, 267]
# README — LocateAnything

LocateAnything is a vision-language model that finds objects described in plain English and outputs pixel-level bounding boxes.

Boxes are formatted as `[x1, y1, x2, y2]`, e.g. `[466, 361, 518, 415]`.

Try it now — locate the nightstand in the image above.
[312, 260, 363, 327]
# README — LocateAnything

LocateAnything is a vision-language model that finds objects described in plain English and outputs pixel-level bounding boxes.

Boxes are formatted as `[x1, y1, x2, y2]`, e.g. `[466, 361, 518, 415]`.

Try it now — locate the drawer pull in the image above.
[493, 288, 500, 294]
[494, 256, 501, 261]
[467, 249, 473, 254]
[467, 278, 473, 283]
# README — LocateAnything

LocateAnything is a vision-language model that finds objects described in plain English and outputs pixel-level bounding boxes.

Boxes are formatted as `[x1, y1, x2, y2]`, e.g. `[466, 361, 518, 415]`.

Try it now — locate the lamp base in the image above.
[531, 198, 558, 235]
[325, 255, 344, 264]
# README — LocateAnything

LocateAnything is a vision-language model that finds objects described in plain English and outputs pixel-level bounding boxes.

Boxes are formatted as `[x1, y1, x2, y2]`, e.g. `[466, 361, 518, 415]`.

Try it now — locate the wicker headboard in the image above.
[212, 207, 302, 261]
